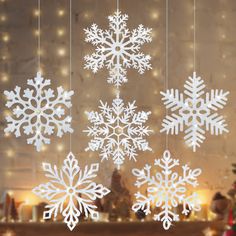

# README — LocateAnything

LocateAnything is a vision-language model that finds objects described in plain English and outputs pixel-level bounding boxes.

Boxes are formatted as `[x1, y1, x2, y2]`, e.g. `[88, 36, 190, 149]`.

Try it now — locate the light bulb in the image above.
[6, 149, 14, 157]
[1, 74, 8, 82]
[57, 9, 65, 17]
[33, 9, 40, 17]
[2, 34, 9, 42]
[152, 70, 159, 78]
[151, 11, 159, 20]
[0, 14, 6, 22]
[57, 28, 65, 37]
[57, 144, 64, 151]
[34, 29, 40, 36]
[57, 48, 66, 56]
[61, 67, 68, 76]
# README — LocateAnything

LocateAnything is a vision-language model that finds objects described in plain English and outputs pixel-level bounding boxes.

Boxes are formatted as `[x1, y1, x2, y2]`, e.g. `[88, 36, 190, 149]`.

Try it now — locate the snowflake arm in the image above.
[205, 89, 229, 111]
[130, 24, 152, 45]
[205, 113, 228, 135]
[132, 165, 157, 215]
[184, 125, 206, 152]
[160, 114, 185, 134]
[108, 10, 128, 33]
[160, 89, 185, 111]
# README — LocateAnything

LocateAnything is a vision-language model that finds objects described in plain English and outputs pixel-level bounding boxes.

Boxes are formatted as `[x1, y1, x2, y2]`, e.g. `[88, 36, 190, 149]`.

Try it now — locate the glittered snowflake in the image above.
[33, 152, 110, 231]
[4, 72, 74, 151]
[84, 10, 152, 87]
[160, 72, 229, 152]
[83, 94, 152, 168]
[132, 150, 201, 230]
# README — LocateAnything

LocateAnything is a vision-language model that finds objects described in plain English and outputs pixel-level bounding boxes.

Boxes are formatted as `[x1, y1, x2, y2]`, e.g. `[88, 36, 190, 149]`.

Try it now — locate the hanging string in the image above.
[69, 0, 72, 151]
[117, 0, 119, 12]
[193, 0, 196, 72]
[165, 0, 169, 150]
[37, 0, 41, 72]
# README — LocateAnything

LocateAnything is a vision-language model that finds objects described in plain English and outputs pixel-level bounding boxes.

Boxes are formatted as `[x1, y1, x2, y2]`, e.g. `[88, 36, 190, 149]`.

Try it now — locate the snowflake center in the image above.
[115, 46, 121, 52]
[113, 126, 124, 136]
[112, 43, 124, 56]
[67, 187, 76, 195]
[36, 109, 42, 115]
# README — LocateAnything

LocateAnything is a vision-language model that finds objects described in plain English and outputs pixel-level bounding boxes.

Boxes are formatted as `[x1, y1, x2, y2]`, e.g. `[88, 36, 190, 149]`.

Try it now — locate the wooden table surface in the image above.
[0, 221, 225, 236]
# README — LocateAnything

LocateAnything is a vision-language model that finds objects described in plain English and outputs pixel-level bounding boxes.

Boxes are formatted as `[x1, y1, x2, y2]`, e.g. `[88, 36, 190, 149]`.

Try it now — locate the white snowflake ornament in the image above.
[161, 72, 229, 151]
[84, 94, 152, 168]
[84, 10, 152, 87]
[33, 152, 110, 231]
[4, 72, 74, 151]
[132, 150, 201, 230]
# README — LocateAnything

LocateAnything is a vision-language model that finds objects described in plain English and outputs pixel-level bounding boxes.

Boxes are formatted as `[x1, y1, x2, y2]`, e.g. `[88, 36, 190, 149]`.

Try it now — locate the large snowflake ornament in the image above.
[33, 152, 110, 231]
[132, 150, 201, 230]
[161, 72, 229, 151]
[4, 72, 74, 151]
[84, 94, 152, 168]
[84, 10, 152, 87]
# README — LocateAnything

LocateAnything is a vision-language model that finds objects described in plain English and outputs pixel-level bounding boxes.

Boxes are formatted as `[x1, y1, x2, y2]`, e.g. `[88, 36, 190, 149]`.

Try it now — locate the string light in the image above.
[57, 143, 64, 151]
[6, 149, 14, 158]
[1, 74, 8, 82]
[37, 49, 43, 57]
[57, 9, 65, 17]
[153, 107, 161, 116]
[61, 67, 68, 76]
[57, 47, 66, 56]
[2, 34, 9, 42]
[57, 28, 65, 37]
[150, 11, 159, 20]
[221, 13, 226, 19]
[4, 132, 11, 137]
[33, 29, 40, 36]
[152, 69, 159, 78]
[33, 9, 40, 17]
[41, 145, 47, 152]
[2, 55, 7, 60]
[83, 12, 92, 20]
[6, 171, 12, 177]
[0, 14, 6, 22]
[221, 33, 226, 39]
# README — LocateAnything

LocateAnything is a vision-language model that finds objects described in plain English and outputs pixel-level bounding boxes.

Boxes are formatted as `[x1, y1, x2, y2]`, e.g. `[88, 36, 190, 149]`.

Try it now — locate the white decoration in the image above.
[33, 152, 110, 231]
[160, 72, 229, 151]
[84, 94, 152, 168]
[132, 150, 201, 230]
[84, 10, 152, 87]
[4, 72, 74, 151]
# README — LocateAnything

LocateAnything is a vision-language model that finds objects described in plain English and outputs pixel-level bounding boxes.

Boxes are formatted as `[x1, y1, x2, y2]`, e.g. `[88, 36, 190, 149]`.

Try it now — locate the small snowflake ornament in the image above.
[33, 152, 110, 231]
[84, 94, 152, 168]
[4, 72, 74, 151]
[132, 150, 201, 230]
[161, 72, 229, 151]
[84, 10, 152, 87]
